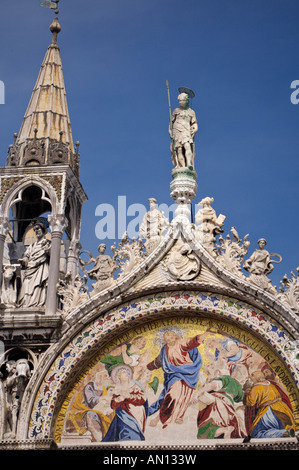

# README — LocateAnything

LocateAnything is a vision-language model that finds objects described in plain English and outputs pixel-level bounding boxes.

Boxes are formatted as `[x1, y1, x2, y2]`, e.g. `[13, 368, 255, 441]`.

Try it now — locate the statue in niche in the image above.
[18, 220, 51, 308]
[195, 197, 226, 256]
[79, 243, 117, 293]
[139, 198, 169, 254]
[169, 91, 198, 170]
[243, 238, 282, 293]
[1, 359, 31, 438]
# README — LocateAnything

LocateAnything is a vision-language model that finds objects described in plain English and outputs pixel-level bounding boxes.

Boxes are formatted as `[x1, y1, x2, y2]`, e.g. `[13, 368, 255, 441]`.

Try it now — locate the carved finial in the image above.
[49, 16, 61, 45]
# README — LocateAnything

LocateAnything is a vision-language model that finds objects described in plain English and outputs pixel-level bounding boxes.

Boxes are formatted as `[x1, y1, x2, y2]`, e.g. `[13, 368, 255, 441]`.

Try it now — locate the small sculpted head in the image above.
[178, 92, 189, 109]
[258, 238, 267, 249]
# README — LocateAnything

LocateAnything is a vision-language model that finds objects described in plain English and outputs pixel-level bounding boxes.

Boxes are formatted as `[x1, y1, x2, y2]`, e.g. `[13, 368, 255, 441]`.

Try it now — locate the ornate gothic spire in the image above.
[6, 17, 79, 174]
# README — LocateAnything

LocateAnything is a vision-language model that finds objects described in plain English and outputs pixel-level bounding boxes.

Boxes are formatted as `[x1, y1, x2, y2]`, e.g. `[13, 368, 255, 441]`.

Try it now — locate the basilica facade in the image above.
[0, 16, 298, 451]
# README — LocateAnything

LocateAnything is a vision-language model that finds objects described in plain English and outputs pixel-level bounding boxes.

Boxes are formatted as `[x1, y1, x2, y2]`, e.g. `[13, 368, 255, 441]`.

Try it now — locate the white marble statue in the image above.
[243, 238, 281, 292]
[166, 239, 201, 281]
[79, 243, 117, 293]
[195, 197, 226, 255]
[139, 198, 169, 253]
[1, 359, 31, 438]
[18, 221, 51, 308]
[169, 92, 198, 169]
[1, 265, 17, 307]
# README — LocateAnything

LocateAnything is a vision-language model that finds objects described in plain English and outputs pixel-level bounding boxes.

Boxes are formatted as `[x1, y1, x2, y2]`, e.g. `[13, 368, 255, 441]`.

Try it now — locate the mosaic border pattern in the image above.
[29, 291, 299, 439]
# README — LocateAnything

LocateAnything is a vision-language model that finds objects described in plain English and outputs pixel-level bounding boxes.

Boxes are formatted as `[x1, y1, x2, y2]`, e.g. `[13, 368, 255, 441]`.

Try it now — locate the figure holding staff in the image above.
[167, 82, 198, 170]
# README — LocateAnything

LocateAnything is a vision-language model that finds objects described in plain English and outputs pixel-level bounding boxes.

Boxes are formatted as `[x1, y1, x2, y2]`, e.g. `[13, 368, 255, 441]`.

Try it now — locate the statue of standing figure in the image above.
[195, 197, 226, 255]
[18, 220, 51, 308]
[1, 359, 31, 438]
[169, 90, 198, 170]
[139, 198, 169, 253]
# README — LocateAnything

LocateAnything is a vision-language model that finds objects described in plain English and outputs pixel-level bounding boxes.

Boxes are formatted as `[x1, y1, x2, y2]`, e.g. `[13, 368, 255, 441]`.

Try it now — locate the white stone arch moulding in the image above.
[17, 289, 299, 441]
[0, 177, 58, 220]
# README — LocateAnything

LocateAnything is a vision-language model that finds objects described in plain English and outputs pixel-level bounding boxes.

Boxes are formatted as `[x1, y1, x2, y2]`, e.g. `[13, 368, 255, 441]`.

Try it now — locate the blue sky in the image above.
[0, 0, 298, 288]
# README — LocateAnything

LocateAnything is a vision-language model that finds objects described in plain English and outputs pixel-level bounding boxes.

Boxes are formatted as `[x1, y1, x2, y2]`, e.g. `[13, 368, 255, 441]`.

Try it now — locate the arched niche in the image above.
[0, 177, 58, 223]
[22, 290, 299, 447]
[2, 183, 52, 266]
[9, 185, 51, 242]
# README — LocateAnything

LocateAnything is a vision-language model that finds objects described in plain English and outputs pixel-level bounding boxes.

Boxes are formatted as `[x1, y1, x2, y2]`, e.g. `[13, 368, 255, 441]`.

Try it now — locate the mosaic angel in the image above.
[100, 336, 151, 380]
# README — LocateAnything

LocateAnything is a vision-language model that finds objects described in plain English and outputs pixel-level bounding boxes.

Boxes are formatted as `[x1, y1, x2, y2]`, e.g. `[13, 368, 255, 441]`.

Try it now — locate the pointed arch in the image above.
[0, 176, 58, 220]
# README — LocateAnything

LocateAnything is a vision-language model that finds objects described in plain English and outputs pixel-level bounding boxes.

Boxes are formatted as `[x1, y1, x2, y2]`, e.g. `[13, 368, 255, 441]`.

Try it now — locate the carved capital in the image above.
[170, 175, 197, 205]
[69, 239, 82, 257]
[48, 214, 68, 234]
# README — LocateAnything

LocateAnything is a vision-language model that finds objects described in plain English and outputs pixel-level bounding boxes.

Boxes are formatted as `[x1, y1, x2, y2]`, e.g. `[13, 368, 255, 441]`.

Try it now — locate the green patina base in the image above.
[171, 167, 197, 181]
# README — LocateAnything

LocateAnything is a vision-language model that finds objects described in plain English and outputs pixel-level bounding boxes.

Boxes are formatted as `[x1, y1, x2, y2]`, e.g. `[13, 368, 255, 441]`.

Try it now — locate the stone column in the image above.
[46, 214, 68, 315]
[170, 167, 197, 240]
[66, 238, 82, 281]
[0, 217, 11, 290]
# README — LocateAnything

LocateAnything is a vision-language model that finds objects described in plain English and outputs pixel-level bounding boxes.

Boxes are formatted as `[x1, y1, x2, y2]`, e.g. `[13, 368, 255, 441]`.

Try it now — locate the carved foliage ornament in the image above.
[57, 273, 89, 316]
[111, 233, 145, 279]
[278, 269, 299, 313]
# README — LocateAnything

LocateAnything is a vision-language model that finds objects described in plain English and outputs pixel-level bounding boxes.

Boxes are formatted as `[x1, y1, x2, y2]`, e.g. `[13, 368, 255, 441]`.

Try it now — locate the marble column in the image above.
[46, 214, 68, 315]
[170, 167, 197, 241]
[66, 238, 81, 281]
[0, 217, 11, 290]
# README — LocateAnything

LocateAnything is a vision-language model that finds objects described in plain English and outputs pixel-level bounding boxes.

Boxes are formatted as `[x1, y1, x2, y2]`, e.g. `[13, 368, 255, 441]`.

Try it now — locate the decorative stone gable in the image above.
[0, 11, 297, 453]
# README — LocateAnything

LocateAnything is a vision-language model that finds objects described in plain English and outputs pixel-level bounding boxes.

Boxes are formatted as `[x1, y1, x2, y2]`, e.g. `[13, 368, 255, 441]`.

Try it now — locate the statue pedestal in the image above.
[171, 167, 197, 181]
[170, 168, 197, 219]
